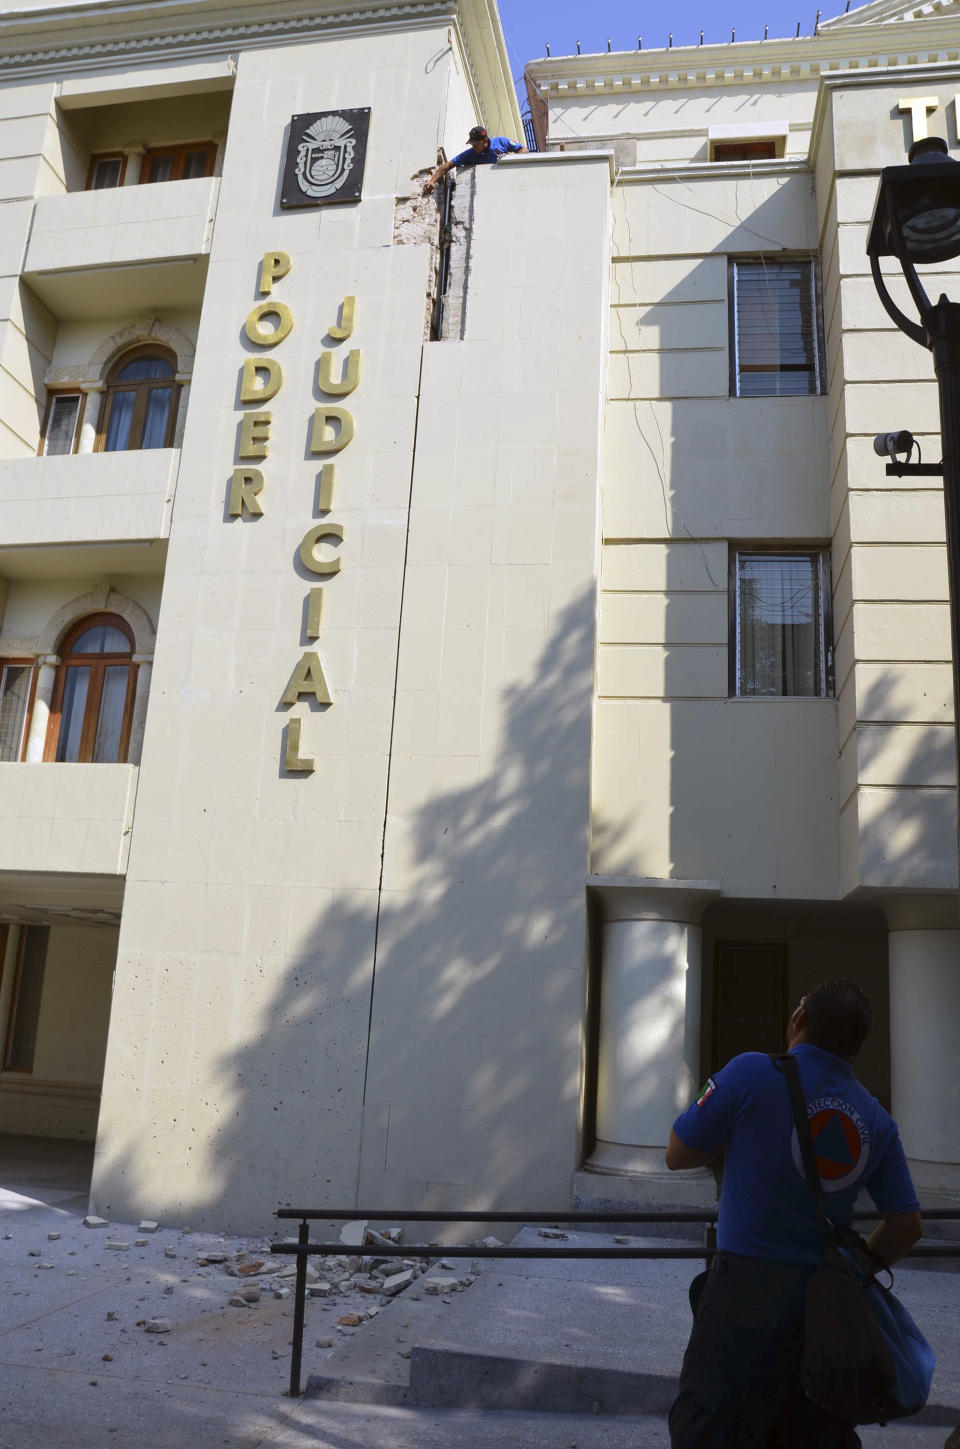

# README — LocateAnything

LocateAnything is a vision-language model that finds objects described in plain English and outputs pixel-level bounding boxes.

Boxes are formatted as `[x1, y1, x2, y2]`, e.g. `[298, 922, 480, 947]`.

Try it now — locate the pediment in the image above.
[823, 0, 960, 26]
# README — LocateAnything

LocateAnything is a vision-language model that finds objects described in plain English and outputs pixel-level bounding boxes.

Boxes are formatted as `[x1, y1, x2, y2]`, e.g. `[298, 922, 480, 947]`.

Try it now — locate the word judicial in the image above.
[229, 250, 361, 773]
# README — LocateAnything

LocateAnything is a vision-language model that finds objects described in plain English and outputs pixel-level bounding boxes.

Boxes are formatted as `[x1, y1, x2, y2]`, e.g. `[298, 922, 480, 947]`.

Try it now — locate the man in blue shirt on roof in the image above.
[424, 125, 526, 192]
[666, 979, 922, 1449]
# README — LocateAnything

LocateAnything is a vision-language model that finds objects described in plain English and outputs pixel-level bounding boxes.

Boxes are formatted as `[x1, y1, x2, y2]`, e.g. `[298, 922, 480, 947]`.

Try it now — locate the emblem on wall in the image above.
[281, 109, 370, 207]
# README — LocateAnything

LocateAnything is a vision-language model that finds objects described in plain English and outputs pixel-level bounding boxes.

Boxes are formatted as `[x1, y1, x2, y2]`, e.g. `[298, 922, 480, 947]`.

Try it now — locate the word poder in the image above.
[230, 250, 360, 774]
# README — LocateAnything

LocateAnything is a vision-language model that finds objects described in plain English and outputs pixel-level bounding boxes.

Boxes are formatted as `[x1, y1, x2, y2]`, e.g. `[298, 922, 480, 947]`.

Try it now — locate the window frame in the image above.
[141, 141, 217, 184]
[86, 152, 127, 190]
[0, 659, 38, 762]
[37, 390, 85, 457]
[711, 140, 779, 162]
[2, 924, 50, 1074]
[729, 255, 826, 399]
[728, 546, 834, 700]
[44, 613, 138, 764]
[95, 345, 180, 454]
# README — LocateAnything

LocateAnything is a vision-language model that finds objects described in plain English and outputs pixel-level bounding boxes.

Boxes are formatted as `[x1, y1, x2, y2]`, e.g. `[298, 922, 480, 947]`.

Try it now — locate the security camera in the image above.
[873, 430, 916, 462]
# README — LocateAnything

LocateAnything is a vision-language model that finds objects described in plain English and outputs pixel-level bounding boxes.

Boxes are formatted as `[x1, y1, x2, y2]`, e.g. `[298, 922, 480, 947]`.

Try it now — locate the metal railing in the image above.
[271, 1206, 960, 1398]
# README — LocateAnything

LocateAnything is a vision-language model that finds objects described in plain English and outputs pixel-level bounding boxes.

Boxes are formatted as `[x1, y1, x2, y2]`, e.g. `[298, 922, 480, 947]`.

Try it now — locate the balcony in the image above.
[22, 178, 217, 318]
[0, 764, 137, 878]
[0, 449, 177, 549]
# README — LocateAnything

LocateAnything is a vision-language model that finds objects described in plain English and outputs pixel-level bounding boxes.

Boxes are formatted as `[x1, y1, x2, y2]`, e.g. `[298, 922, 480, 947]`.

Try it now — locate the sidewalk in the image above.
[1, 1181, 957, 1449]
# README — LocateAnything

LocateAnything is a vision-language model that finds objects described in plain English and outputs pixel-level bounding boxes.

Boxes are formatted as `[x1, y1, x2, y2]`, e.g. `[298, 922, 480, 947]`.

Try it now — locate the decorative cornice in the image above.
[0, 0, 455, 76]
[823, 0, 960, 26]
[525, 13, 960, 97]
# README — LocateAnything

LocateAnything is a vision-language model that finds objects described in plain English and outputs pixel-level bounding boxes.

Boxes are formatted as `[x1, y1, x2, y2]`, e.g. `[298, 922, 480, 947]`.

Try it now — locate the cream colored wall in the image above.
[90, 23, 493, 1233]
[25, 177, 219, 278]
[439, 35, 482, 164]
[51, 312, 199, 367]
[548, 81, 818, 165]
[0, 922, 116, 1139]
[0, 82, 60, 457]
[594, 162, 840, 896]
[0, 573, 161, 648]
[816, 83, 958, 897]
[356, 151, 610, 1213]
[31, 923, 118, 1081]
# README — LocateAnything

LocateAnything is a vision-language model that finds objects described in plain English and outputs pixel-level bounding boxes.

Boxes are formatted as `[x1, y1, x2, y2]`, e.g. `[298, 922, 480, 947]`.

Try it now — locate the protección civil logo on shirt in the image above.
[281, 109, 370, 208]
[791, 1095, 871, 1193]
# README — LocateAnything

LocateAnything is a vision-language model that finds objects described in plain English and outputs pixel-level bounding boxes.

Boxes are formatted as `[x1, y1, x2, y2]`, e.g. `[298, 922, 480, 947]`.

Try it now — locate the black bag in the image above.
[774, 1053, 897, 1425]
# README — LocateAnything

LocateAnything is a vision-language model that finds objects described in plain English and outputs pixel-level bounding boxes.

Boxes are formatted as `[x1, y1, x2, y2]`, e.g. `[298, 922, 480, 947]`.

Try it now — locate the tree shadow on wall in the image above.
[193, 585, 628, 1234]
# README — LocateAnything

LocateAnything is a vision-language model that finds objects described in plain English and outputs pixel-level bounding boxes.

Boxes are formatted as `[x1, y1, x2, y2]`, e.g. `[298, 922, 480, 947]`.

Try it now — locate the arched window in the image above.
[98, 347, 179, 452]
[46, 615, 137, 763]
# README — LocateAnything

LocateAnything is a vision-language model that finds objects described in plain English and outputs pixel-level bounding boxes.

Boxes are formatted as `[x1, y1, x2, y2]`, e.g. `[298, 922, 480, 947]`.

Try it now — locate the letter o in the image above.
[244, 301, 294, 348]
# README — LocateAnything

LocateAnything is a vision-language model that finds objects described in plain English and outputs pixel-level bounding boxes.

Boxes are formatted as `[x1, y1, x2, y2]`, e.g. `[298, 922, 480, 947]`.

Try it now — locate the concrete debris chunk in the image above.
[239, 1286, 260, 1304]
[381, 1269, 414, 1296]
[481, 1236, 503, 1249]
[363, 1227, 402, 1250]
[228, 1295, 248, 1307]
[315, 1337, 334, 1348]
[144, 1318, 170, 1334]
[353, 1276, 381, 1294]
[105, 1241, 130, 1251]
[538, 1228, 568, 1240]
[137, 1221, 159, 1233]
[83, 1217, 109, 1229]
[27, 1249, 41, 1257]
[614, 1235, 631, 1245]
[134, 1239, 148, 1247]
[381, 1261, 410, 1280]
[337, 1313, 364, 1327]
[106, 1312, 118, 1321]
[197, 1251, 227, 1264]
[423, 1276, 469, 1295]
[163, 1247, 177, 1259]
[47, 1232, 61, 1242]
[338, 1220, 367, 1247]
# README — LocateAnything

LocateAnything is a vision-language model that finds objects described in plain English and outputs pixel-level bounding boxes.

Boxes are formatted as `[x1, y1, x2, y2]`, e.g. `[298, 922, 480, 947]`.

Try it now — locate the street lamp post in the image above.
[867, 136, 960, 884]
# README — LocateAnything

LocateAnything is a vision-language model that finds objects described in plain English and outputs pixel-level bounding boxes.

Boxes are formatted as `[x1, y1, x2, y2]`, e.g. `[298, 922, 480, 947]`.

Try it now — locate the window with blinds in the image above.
[0, 662, 33, 761]
[733, 551, 832, 698]
[731, 258, 825, 398]
[41, 394, 82, 456]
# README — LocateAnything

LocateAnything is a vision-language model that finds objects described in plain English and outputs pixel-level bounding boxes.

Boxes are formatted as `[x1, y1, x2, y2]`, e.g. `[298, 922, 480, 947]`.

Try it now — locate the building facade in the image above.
[0, 0, 956, 1232]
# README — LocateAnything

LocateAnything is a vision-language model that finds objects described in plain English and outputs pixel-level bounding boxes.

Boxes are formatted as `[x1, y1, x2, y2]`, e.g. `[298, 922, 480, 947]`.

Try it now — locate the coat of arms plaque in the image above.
[281, 109, 370, 208]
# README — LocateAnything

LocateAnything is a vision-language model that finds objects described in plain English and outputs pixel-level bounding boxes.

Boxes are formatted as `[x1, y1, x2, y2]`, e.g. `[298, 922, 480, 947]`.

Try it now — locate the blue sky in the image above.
[498, 0, 855, 83]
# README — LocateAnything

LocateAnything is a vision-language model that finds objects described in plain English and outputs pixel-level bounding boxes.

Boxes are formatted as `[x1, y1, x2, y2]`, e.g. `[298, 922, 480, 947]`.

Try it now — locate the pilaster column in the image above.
[588, 880, 720, 1184]
[128, 657, 153, 764]
[25, 654, 60, 761]
[173, 377, 191, 447]
[122, 146, 144, 186]
[887, 909, 960, 1194]
[78, 386, 104, 453]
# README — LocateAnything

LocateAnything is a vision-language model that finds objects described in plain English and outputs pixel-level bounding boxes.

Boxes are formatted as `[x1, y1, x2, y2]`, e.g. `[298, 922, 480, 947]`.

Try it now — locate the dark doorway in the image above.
[712, 941, 788, 1071]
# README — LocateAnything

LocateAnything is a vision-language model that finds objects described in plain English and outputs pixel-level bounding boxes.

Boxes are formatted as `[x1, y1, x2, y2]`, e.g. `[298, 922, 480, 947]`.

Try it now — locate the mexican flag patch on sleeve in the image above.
[695, 1077, 717, 1107]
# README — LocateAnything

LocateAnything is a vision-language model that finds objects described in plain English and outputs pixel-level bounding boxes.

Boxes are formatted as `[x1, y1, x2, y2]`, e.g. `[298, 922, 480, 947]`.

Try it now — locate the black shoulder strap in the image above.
[772, 1052, 824, 1220]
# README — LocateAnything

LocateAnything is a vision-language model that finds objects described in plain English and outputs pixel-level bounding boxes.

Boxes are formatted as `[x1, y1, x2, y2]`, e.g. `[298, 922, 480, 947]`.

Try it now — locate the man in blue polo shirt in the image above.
[424, 125, 526, 192]
[666, 979, 921, 1448]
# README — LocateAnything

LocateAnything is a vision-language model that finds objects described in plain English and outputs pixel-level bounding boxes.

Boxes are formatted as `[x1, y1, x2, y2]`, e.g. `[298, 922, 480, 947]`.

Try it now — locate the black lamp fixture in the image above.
[867, 137, 960, 342]
[867, 134, 960, 887]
